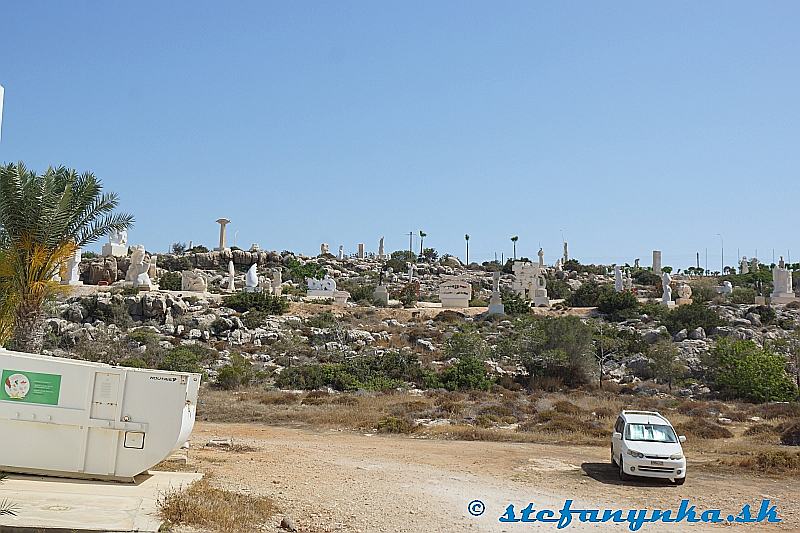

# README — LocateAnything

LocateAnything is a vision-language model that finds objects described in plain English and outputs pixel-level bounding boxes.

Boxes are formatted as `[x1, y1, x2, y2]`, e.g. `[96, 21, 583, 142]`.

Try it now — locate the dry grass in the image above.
[158, 476, 277, 533]
[197, 387, 799, 455]
[725, 451, 800, 475]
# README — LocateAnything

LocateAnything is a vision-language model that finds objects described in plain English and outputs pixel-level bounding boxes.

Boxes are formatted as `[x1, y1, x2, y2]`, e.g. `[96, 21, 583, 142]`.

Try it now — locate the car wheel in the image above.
[618, 457, 630, 481]
[611, 446, 617, 466]
[673, 476, 686, 486]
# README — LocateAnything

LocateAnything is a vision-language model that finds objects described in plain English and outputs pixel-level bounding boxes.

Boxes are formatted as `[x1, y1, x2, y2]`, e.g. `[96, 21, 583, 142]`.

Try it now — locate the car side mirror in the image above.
[612, 432, 622, 439]
[679, 435, 686, 443]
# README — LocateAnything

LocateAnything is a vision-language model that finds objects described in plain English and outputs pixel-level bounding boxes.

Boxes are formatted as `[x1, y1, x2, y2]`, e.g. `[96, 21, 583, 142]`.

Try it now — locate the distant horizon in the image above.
[1, 2, 798, 268]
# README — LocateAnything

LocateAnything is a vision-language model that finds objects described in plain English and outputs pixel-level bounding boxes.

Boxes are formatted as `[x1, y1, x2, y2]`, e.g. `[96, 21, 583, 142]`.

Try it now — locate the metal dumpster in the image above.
[0, 348, 201, 482]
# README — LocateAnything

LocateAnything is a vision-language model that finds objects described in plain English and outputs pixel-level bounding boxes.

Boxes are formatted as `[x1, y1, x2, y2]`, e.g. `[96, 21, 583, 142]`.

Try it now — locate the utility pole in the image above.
[408, 232, 413, 254]
[716, 234, 724, 274]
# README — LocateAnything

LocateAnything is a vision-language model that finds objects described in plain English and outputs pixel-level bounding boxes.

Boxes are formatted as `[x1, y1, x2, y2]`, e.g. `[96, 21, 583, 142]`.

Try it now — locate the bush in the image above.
[566, 281, 611, 307]
[501, 289, 530, 316]
[545, 276, 571, 300]
[285, 258, 325, 285]
[376, 416, 416, 434]
[242, 310, 268, 329]
[393, 282, 419, 307]
[159, 271, 182, 291]
[703, 339, 798, 402]
[159, 345, 218, 373]
[438, 355, 493, 391]
[632, 270, 661, 286]
[159, 256, 193, 272]
[736, 451, 800, 474]
[730, 287, 756, 304]
[275, 351, 427, 391]
[674, 419, 733, 439]
[597, 290, 640, 320]
[222, 291, 289, 314]
[386, 250, 417, 273]
[747, 305, 776, 325]
[662, 302, 725, 334]
[216, 354, 261, 390]
[563, 260, 606, 275]
[781, 421, 800, 446]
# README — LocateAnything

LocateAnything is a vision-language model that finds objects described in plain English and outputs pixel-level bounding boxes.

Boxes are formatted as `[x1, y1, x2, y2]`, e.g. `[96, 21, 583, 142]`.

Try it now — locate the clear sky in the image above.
[1, 1, 798, 269]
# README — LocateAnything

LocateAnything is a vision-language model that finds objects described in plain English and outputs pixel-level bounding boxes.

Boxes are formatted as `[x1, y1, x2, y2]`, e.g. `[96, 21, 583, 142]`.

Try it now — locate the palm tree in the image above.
[419, 230, 427, 259]
[464, 234, 470, 266]
[510, 235, 518, 260]
[0, 163, 133, 353]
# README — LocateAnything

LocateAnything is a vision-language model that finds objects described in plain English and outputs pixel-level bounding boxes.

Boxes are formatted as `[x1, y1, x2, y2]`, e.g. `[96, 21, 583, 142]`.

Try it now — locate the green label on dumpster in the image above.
[0, 369, 61, 405]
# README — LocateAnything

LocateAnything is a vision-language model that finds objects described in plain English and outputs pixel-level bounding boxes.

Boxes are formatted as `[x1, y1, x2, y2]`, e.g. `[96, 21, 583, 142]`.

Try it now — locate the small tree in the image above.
[511, 235, 518, 260]
[464, 234, 470, 265]
[418, 231, 427, 257]
[170, 242, 187, 254]
[703, 339, 798, 402]
[648, 340, 684, 391]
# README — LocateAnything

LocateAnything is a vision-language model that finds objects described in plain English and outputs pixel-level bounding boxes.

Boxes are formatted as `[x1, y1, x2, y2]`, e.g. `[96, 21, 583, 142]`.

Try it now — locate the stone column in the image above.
[652, 250, 662, 275]
[216, 218, 231, 251]
[357, 243, 365, 258]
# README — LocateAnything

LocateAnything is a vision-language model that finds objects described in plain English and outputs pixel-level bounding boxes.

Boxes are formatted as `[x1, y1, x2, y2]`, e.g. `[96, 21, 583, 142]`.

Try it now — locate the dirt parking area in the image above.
[172, 422, 799, 532]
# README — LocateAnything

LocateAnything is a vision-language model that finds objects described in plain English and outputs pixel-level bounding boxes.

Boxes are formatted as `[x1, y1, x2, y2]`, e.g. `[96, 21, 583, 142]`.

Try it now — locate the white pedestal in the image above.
[373, 286, 389, 306]
[102, 243, 128, 257]
[676, 298, 693, 306]
[770, 293, 798, 304]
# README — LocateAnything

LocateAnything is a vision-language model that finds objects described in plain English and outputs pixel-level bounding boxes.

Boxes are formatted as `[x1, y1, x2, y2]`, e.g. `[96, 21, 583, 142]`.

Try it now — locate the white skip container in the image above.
[0, 348, 201, 482]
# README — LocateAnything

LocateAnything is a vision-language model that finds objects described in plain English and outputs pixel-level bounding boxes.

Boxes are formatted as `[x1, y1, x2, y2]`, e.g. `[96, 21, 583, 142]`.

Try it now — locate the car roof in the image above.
[620, 410, 672, 426]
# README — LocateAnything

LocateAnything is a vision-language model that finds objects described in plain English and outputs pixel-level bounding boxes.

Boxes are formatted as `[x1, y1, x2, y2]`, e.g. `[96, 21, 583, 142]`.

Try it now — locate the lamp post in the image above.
[716, 233, 724, 274]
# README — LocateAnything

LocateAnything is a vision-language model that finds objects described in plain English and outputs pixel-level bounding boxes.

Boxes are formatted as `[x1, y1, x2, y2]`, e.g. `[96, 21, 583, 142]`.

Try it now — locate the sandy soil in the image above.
[177, 422, 799, 532]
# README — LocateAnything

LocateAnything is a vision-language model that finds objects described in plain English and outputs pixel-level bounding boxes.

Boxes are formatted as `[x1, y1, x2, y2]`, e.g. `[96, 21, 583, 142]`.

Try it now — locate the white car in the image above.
[611, 410, 687, 485]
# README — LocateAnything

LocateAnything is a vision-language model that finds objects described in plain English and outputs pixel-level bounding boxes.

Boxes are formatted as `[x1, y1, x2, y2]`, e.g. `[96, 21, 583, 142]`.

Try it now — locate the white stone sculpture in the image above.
[378, 237, 385, 259]
[487, 271, 505, 315]
[61, 247, 83, 286]
[337, 245, 344, 260]
[634, 258, 640, 269]
[537, 248, 545, 267]
[320, 243, 330, 256]
[272, 269, 283, 296]
[677, 283, 693, 306]
[245, 264, 259, 292]
[719, 281, 733, 295]
[181, 270, 208, 292]
[623, 271, 633, 291]
[216, 218, 231, 251]
[227, 260, 236, 291]
[125, 245, 153, 289]
[614, 266, 624, 292]
[438, 276, 472, 308]
[102, 229, 129, 257]
[771, 261, 796, 303]
[750, 257, 759, 272]
[563, 242, 569, 264]
[554, 258, 563, 272]
[512, 261, 549, 307]
[661, 271, 673, 307]
[740, 257, 749, 274]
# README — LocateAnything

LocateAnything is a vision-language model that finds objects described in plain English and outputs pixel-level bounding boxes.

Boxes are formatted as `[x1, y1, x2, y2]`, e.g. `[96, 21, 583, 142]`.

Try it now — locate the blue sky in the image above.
[1, 1, 798, 268]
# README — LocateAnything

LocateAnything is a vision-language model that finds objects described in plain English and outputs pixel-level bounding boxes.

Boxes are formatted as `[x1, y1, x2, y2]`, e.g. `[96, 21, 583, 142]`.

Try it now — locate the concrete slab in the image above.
[0, 471, 202, 532]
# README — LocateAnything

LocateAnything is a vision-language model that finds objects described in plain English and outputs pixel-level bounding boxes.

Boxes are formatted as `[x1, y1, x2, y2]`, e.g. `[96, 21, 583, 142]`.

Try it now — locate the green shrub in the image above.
[393, 282, 419, 307]
[632, 270, 661, 286]
[566, 281, 611, 307]
[127, 327, 160, 345]
[242, 310, 268, 329]
[438, 355, 493, 391]
[563, 259, 606, 275]
[159, 344, 218, 373]
[703, 339, 798, 402]
[215, 354, 262, 390]
[386, 250, 417, 273]
[662, 302, 725, 334]
[501, 289, 530, 316]
[275, 351, 425, 391]
[747, 305, 776, 325]
[730, 287, 756, 304]
[597, 290, 640, 320]
[222, 291, 289, 314]
[159, 271, 182, 291]
[545, 277, 571, 300]
[285, 258, 325, 285]
[159, 256, 193, 272]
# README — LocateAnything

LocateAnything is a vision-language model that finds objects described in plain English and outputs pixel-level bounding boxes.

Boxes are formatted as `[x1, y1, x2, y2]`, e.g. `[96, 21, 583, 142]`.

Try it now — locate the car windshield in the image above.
[625, 423, 677, 443]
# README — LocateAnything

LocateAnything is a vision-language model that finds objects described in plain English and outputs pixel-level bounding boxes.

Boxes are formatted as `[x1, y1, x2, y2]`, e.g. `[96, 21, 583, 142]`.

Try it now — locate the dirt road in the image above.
[185, 422, 798, 532]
